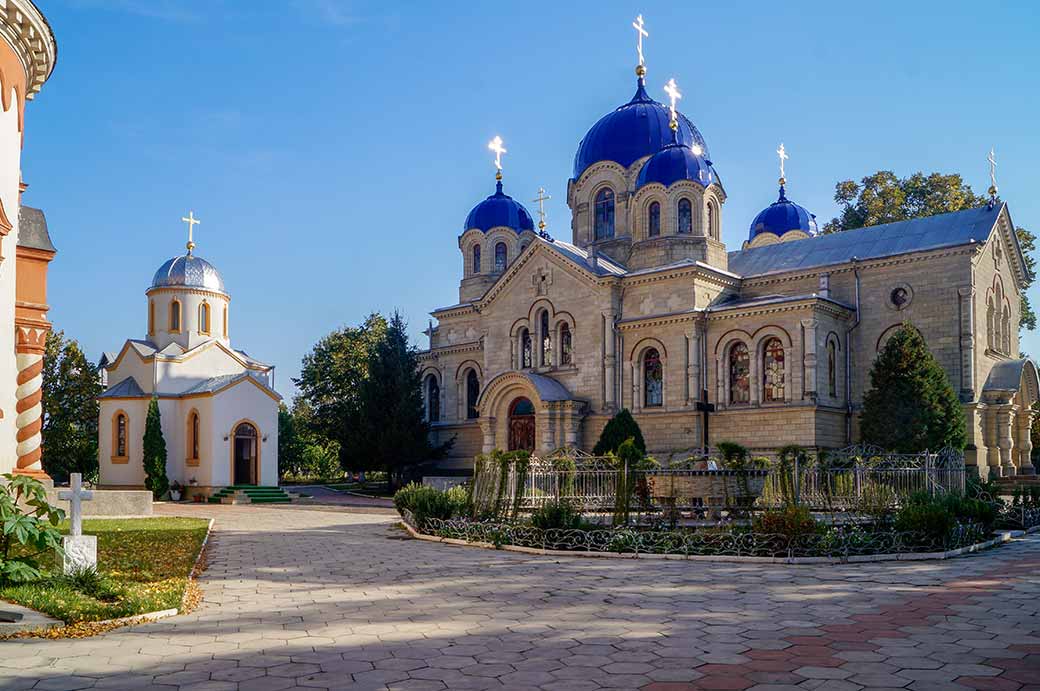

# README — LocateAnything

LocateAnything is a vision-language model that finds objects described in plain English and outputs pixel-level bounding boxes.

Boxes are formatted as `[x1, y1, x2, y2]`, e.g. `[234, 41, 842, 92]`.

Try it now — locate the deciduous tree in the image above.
[41, 331, 102, 482]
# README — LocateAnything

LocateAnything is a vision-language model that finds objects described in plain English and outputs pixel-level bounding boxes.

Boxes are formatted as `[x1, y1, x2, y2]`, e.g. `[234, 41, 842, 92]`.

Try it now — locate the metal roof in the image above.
[463, 179, 534, 233]
[728, 204, 1001, 278]
[98, 376, 146, 399]
[547, 239, 627, 276]
[17, 206, 55, 252]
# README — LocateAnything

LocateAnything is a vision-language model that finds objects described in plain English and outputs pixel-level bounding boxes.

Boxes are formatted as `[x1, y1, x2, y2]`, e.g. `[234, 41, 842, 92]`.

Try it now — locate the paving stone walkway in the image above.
[1, 503, 1038, 691]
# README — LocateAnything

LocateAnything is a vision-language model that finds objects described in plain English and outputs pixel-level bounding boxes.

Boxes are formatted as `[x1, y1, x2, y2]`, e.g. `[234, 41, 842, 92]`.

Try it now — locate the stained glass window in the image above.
[116, 414, 127, 457]
[495, 242, 507, 272]
[677, 198, 692, 234]
[648, 202, 660, 237]
[426, 375, 440, 422]
[763, 338, 785, 402]
[560, 323, 573, 365]
[594, 188, 615, 240]
[729, 343, 750, 404]
[540, 311, 552, 367]
[472, 244, 481, 274]
[827, 340, 837, 397]
[466, 369, 480, 419]
[191, 412, 200, 459]
[521, 328, 532, 368]
[644, 348, 663, 407]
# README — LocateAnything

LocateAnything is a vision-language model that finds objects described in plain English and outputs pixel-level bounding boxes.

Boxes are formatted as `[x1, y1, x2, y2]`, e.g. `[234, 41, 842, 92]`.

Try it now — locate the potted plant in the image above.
[169, 481, 183, 502]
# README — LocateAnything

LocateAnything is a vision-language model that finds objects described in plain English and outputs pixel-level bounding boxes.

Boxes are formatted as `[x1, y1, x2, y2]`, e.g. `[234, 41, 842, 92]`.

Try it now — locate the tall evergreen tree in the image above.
[593, 409, 646, 456]
[142, 397, 169, 498]
[860, 325, 967, 453]
[357, 311, 431, 488]
[41, 331, 102, 482]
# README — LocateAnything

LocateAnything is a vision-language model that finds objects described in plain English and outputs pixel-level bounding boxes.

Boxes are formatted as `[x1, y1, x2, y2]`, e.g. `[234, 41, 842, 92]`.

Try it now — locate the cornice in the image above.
[706, 297, 852, 321]
[145, 285, 231, 302]
[419, 340, 483, 361]
[0, 0, 56, 99]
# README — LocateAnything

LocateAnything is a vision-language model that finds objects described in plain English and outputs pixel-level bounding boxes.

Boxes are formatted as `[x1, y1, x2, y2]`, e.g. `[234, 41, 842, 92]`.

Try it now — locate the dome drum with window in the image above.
[147, 253, 231, 350]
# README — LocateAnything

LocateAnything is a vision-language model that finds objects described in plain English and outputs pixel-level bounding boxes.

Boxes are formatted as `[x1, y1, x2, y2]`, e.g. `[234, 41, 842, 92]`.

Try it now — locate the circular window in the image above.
[888, 283, 913, 310]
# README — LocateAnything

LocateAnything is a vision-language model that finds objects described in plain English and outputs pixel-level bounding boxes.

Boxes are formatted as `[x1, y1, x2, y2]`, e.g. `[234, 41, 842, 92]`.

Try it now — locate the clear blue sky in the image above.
[24, 0, 1040, 400]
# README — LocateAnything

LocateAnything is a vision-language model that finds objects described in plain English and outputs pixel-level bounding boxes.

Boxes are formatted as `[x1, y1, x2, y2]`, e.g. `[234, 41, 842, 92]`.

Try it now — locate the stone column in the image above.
[982, 405, 1001, 476]
[564, 404, 581, 448]
[958, 286, 975, 399]
[749, 345, 761, 406]
[996, 404, 1016, 477]
[687, 330, 700, 405]
[479, 416, 496, 454]
[630, 360, 639, 412]
[801, 318, 818, 401]
[14, 325, 48, 478]
[539, 406, 554, 455]
[1017, 409, 1036, 475]
[603, 310, 617, 411]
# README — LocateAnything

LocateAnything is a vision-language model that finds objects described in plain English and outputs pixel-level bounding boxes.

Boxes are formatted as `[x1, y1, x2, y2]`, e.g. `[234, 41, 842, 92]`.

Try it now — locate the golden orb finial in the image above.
[636, 64, 646, 78]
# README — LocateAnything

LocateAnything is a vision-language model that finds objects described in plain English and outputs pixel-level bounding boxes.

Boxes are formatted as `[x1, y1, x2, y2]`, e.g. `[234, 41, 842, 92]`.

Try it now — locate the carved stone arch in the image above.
[526, 297, 558, 324]
[751, 324, 794, 352]
[509, 316, 532, 339]
[628, 337, 668, 411]
[713, 328, 753, 358]
[630, 185, 667, 241]
[825, 331, 842, 399]
[714, 330, 753, 408]
[420, 367, 443, 423]
[752, 326, 794, 405]
[876, 323, 924, 352]
[486, 228, 519, 272]
[454, 359, 483, 382]
[553, 310, 576, 331]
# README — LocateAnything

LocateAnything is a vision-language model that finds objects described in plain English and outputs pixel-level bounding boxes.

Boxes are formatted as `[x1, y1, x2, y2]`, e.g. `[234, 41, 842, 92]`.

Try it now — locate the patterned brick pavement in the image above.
[0, 503, 1037, 691]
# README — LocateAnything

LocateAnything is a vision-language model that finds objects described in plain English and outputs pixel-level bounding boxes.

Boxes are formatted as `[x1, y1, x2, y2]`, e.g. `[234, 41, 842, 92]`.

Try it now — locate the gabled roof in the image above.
[728, 204, 1004, 278]
[547, 239, 627, 276]
[99, 376, 146, 399]
[181, 372, 280, 400]
[17, 206, 55, 252]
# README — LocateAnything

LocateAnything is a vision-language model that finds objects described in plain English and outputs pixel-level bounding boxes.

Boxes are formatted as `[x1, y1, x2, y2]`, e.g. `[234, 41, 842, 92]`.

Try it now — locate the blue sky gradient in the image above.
[24, 1, 1040, 398]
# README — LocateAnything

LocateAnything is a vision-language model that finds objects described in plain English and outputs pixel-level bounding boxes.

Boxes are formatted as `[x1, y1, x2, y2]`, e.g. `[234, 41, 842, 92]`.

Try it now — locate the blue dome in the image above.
[749, 186, 818, 241]
[573, 78, 711, 179]
[463, 180, 535, 233]
[636, 142, 716, 189]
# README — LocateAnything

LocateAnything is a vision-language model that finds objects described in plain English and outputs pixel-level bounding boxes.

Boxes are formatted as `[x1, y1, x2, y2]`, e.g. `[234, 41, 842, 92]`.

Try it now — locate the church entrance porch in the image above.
[508, 397, 536, 451]
[232, 422, 259, 485]
[977, 359, 1039, 479]
[477, 371, 585, 455]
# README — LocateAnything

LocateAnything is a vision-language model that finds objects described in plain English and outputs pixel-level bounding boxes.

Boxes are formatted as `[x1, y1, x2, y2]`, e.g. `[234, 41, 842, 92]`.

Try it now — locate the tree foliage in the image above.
[860, 325, 967, 453]
[592, 409, 646, 456]
[41, 331, 102, 483]
[142, 398, 169, 499]
[824, 170, 1036, 331]
[292, 313, 387, 469]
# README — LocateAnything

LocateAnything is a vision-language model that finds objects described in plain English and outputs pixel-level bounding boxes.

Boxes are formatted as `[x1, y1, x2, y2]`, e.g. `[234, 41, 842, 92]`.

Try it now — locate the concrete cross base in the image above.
[61, 534, 97, 574]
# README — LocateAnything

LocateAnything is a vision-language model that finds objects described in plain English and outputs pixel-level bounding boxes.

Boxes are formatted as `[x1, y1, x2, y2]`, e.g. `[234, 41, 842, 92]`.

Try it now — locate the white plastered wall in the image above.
[97, 398, 149, 487]
[0, 82, 20, 472]
[207, 380, 279, 487]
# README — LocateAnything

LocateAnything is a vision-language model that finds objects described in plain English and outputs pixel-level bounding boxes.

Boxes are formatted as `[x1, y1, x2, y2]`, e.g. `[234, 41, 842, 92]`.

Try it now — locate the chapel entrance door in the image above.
[233, 422, 258, 485]
[507, 397, 536, 452]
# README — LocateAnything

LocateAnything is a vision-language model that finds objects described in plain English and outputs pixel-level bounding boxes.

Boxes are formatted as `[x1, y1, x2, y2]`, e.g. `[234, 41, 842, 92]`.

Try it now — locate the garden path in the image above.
[1, 503, 1038, 691]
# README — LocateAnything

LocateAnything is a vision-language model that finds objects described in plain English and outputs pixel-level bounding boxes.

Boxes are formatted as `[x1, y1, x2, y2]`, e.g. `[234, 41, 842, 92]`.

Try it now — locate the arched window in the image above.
[560, 323, 573, 365]
[223, 307, 228, 338]
[707, 201, 717, 239]
[648, 202, 661, 237]
[987, 297, 995, 351]
[169, 299, 181, 332]
[472, 244, 481, 274]
[540, 310, 552, 367]
[644, 348, 663, 407]
[729, 343, 750, 404]
[495, 242, 507, 272]
[113, 412, 128, 459]
[426, 375, 440, 422]
[199, 302, 211, 335]
[188, 411, 200, 461]
[1002, 305, 1012, 354]
[520, 328, 532, 368]
[594, 188, 615, 240]
[677, 198, 692, 234]
[763, 338, 785, 402]
[148, 301, 155, 336]
[466, 369, 480, 420]
[827, 340, 837, 398]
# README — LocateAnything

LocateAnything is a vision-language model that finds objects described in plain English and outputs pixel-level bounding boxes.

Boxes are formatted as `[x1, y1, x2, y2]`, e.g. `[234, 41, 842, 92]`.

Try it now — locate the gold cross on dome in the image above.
[488, 136, 507, 173]
[532, 187, 551, 230]
[632, 14, 648, 68]
[777, 143, 789, 183]
[181, 210, 201, 254]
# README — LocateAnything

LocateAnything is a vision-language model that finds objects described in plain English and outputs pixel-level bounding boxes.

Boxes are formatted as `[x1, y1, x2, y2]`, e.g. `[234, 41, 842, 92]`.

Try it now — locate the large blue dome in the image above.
[636, 142, 716, 189]
[463, 180, 535, 233]
[573, 78, 711, 180]
[749, 186, 818, 241]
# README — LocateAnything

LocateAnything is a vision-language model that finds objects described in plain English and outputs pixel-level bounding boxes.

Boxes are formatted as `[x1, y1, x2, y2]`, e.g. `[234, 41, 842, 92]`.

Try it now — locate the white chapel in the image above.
[97, 215, 280, 493]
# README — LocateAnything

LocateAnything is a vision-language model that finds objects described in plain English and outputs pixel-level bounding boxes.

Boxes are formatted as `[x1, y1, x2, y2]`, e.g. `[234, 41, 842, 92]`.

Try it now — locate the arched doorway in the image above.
[508, 397, 535, 451]
[232, 422, 258, 485]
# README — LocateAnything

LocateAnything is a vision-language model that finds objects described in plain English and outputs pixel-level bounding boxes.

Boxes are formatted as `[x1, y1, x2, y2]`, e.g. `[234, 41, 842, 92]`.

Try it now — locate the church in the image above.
[97, 221, 280, 493]
[419, 18, 1037, 480]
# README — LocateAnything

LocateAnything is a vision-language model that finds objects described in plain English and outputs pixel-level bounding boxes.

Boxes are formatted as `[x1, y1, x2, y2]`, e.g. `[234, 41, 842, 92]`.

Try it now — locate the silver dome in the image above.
[150, 254, 227, 295]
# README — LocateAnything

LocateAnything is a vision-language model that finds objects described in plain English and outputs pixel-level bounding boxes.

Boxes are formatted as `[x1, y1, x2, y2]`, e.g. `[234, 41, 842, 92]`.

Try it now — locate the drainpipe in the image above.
[845, 259, 862, 444]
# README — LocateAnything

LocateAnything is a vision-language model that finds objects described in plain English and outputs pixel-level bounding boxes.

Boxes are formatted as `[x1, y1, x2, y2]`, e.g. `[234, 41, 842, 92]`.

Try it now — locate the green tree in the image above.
[142, 397, 169, 498]
[277, 403, 304, 479]
[593, 409, 646, 456]
[356, 312, 433, 488]
[293, 313, 387, 469]
[40, 331, 102, 483]
[860, 325, 967, 453]
[823, 170, 1037, 331]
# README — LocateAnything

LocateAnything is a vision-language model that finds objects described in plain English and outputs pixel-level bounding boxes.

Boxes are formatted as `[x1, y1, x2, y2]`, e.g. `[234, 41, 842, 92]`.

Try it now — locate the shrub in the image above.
[393, 482, 468, 525]
[55, 567, 123, 603]
[894, 500, 955, 541]
[753, 505, 819, 541]
[0, 474, 66, 584]
[530, 500, 583, 530]
[593, 409, 646, 456]
[142, 398, 169, 499]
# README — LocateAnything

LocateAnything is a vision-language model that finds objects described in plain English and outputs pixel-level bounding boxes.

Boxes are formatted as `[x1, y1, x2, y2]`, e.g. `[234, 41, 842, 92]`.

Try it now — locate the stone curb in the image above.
[181, 517, 215, 610]
[400, 519, 1038, 564]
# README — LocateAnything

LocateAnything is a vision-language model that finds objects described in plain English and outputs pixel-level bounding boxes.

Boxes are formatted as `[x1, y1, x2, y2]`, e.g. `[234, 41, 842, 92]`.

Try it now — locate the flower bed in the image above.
[401, 510, 991, 560]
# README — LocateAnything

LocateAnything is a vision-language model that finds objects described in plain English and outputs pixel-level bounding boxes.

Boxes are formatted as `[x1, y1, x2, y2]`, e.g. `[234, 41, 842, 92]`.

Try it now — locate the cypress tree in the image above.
[860, 324, 967, 453]
[593, 409, 646, 456]
[143, 397, 170, 498]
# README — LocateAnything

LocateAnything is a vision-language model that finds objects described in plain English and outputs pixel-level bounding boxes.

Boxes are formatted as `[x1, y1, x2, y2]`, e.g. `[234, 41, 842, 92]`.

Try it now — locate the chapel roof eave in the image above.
[982, 358, 1040, 399]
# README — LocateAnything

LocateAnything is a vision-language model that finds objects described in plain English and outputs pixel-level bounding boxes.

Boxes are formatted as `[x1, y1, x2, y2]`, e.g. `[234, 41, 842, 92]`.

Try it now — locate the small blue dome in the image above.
[573, 78, 710, 180]
[463, 180, 535, 233]
[636, 142, 716, 189]
[749, 186, 818, 241]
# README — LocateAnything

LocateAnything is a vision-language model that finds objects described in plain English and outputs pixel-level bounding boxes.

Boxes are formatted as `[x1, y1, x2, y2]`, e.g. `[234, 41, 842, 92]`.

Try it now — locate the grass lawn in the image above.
[1, 517, 210, 624]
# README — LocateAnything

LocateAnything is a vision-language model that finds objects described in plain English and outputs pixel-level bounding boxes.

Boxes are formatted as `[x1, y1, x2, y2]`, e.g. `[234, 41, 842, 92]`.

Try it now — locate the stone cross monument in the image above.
[57, 473, 95, 573]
